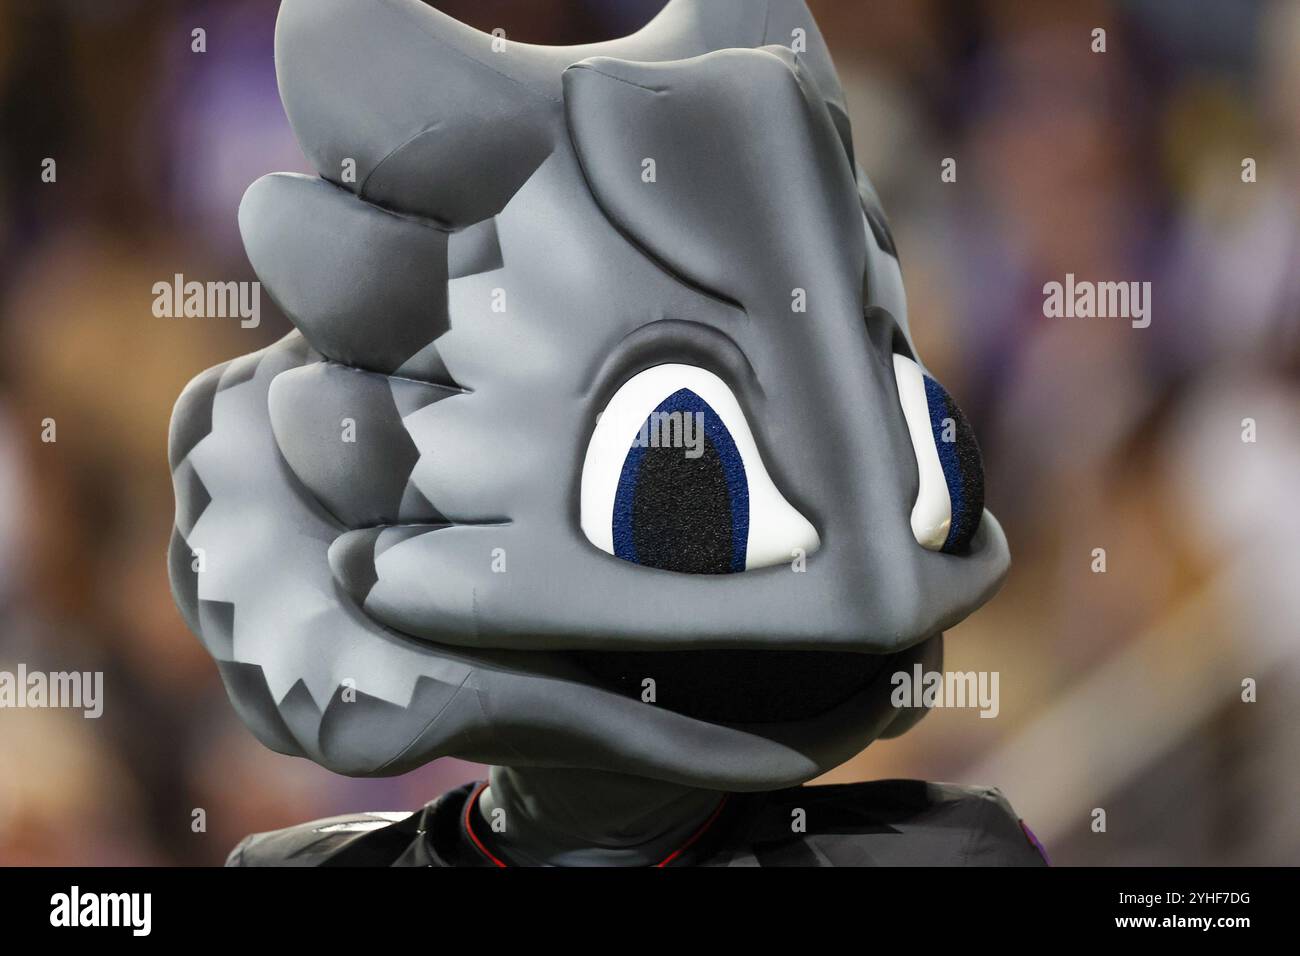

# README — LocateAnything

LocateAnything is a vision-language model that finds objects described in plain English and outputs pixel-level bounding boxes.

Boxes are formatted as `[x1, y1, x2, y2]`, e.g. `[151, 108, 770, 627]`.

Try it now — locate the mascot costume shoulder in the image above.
[168, 0, 1047, 867]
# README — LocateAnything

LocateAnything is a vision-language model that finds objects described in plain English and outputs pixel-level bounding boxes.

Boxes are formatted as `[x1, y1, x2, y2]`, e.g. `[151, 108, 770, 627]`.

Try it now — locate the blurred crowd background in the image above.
[0, 0, 1296, 865]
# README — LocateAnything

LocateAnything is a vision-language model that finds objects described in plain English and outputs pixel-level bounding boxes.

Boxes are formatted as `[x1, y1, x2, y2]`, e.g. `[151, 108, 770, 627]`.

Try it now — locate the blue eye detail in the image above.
[582, 364, 818, 571]
[612, 388, 750, 574]
[922, 375, 984, 554]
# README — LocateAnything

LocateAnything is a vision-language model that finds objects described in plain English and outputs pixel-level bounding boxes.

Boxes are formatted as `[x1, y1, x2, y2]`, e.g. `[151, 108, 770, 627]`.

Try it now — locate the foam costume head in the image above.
[169, 0, 1008, 800]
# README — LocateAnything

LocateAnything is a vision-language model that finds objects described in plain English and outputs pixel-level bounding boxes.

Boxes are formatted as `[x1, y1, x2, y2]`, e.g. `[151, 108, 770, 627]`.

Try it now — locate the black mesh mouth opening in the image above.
[568, 648, 889, 725]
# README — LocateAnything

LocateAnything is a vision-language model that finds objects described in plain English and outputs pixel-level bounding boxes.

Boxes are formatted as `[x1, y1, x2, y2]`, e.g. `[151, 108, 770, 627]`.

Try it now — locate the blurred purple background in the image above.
[0, 0, 1296, 865]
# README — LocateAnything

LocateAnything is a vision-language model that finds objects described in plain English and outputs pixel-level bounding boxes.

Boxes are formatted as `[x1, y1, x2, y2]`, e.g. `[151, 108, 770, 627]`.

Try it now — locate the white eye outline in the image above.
[580, 364, 820, 571]
[893, 353, 952, 550]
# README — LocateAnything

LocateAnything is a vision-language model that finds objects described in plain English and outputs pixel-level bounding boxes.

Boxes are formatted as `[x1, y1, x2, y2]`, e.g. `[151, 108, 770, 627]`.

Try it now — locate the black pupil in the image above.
[631, 438, 732, 574]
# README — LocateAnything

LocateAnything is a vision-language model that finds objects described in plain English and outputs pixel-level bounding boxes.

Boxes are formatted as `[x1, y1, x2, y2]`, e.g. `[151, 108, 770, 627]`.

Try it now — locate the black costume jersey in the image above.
[227, 780, 1049, 867]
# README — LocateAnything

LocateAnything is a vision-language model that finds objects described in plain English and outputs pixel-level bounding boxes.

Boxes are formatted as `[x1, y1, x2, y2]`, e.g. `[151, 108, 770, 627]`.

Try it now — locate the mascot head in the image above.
[169, 0, 1008, 790]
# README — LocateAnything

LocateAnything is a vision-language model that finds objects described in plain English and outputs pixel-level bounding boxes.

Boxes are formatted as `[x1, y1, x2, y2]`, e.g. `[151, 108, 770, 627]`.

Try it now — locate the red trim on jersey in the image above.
[462, 783, 730, 868]
[654, 793, 729, 868]
[463, 783, 508, 868]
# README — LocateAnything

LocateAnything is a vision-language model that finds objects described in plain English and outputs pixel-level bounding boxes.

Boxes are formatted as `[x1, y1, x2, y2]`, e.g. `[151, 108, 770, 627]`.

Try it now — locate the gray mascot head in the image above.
[169, 0, 1008, 792]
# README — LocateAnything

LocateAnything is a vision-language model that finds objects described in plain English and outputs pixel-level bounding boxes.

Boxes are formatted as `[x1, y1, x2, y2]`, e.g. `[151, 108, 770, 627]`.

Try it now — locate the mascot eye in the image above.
[892, 353, 985, 554]
[581, 364, 819, 573]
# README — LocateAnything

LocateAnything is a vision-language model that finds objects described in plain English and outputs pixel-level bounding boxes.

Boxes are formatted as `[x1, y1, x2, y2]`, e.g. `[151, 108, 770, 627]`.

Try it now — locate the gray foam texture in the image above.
[168, 0, 1009, 789]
